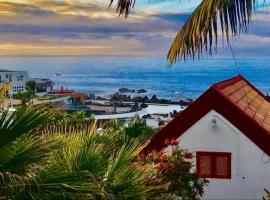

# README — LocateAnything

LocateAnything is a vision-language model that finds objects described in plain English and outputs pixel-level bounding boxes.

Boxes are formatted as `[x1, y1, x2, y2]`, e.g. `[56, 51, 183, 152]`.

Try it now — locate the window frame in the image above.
[196, 151, 231, 179]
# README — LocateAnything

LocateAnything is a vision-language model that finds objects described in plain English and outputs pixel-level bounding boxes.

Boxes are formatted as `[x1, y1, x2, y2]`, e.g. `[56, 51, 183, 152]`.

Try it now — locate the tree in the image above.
[25, 80, 36, 96]
[110, 0, 266, 64]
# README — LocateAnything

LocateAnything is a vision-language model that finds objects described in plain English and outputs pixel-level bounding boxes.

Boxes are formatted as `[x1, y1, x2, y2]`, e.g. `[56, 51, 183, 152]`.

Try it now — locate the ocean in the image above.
[2, 56, 270, 100]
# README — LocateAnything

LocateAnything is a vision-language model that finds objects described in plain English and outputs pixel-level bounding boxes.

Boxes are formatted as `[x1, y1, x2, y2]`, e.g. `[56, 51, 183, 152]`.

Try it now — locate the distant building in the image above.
[143, 75, 270, 199]
[0, 70, 54, 97]
[33, 78, 54, 95]
[0, 70, 30, 96]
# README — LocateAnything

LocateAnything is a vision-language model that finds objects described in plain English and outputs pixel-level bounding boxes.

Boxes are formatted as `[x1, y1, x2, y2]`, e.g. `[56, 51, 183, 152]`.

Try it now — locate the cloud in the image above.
[0, 0, 269, 57]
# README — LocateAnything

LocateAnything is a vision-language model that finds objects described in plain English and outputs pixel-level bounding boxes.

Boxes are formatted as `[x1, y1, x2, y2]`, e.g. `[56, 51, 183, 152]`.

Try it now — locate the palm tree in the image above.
[0, 83, 208, 199]
[110, 0, 265, 64]
[0, 86, 160, 199]
[0, 85, 91, 199]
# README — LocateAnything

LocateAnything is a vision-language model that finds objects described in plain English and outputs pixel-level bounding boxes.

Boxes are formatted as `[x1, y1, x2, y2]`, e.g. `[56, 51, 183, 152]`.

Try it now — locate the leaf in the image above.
[167, 0, 260, 64]
[0, 135, 65, 174]
[0, 106, 52, 149]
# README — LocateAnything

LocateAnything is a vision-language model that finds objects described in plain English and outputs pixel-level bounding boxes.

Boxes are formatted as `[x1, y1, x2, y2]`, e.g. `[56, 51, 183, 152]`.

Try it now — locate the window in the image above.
[196, 151, 231, 179]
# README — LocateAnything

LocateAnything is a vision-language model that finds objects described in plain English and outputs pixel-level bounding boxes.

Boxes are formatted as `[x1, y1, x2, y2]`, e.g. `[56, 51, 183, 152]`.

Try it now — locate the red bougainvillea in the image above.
[164, 138, 179, 146]
[184, 151, 193, 159]
[137, 142, 208, 200]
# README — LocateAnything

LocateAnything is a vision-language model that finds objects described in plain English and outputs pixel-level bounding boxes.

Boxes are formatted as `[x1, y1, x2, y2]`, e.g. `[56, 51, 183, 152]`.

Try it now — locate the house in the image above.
[0, 70, 30, 96]
[33, 78, 54, 96]
[0, 70, 55, 97]
[143, 75, 270, 199]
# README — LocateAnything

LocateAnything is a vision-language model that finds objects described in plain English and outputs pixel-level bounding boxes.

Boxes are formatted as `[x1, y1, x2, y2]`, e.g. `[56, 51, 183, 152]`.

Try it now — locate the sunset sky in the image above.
[0, 0, 269, 57]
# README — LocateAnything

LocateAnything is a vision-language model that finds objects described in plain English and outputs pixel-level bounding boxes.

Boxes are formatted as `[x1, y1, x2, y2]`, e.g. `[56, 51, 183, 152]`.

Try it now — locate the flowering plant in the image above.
[137, 140, 208, 200]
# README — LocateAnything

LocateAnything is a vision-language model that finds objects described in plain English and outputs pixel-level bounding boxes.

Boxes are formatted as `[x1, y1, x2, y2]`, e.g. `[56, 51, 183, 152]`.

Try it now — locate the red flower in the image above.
[156, 162, 164, 172]
[164, 139, 171, 145]
[171, 139, 179, 146]
[164, 138, 179, 146]
[184, 152, 193, 159]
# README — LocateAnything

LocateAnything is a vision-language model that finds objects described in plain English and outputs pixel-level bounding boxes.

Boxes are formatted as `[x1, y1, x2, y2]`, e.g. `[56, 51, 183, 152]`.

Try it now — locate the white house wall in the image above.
[165, 110, 270, 199]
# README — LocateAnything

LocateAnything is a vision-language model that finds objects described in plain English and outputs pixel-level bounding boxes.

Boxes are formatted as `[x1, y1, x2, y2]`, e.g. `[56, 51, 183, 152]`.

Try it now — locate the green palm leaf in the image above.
[167, 0, 259, 63]
[12, 170, 100, 200]
[0, 106, 52, 148]
[110, 0, 266, 63]
[0, 135, 65, 174]
[109, 0, 135, 17]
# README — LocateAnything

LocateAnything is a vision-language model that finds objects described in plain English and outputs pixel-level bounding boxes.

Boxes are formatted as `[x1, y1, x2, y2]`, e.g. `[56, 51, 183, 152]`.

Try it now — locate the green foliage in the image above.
[110, 0, 266, 63]
[0, 103, 207, 199]
[49, 110, 96, 125]
[25, 80, 36, 95]
[138, 145, 208, 200]
[0, 106, 52, 148]
[13, 92, 30, 104]
[125, 115, 155, 139]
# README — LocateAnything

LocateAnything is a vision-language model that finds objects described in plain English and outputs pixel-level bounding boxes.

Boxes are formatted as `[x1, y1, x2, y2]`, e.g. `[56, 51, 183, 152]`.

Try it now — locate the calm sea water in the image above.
[2, 56, 270, 99]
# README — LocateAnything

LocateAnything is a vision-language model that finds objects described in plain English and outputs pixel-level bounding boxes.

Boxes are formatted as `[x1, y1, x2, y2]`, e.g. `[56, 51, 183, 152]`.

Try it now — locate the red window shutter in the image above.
[215, 155, 229, 177]
[215, 154, 231, 179]
[197, 155, 212, 177]
[197, 152, 231, 179]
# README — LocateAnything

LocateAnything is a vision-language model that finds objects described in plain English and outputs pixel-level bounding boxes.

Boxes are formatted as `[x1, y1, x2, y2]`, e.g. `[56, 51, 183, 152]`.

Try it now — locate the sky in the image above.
[0, 0, 269, 57]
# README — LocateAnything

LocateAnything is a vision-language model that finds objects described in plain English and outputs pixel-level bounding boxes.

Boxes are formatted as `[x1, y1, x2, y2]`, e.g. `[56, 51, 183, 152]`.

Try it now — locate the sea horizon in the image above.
[2, 56, 270, 100]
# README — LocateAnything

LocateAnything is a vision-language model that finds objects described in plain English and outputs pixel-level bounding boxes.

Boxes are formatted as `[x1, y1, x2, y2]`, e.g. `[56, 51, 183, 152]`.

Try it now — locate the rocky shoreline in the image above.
[118, 88, 147, 94]
[87, 88, 193, 107]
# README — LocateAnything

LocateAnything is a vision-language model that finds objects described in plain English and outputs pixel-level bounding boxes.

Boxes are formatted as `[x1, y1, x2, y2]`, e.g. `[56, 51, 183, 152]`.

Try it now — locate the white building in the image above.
[143, 75, 270, 199]
[0, 70, 30, 96]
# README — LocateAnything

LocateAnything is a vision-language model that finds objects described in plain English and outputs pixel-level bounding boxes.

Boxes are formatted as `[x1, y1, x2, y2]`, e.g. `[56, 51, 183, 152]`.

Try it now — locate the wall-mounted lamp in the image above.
[211, 116, 217, 127]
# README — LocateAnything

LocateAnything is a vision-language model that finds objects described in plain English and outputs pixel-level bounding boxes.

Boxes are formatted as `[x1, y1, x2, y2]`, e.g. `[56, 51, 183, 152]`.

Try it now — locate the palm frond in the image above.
[105, 139, 144, 182]
[0, 84, 10, 109]
[168, 0, 259, 64]
[12, 170, 100, 200]
[110, 0, 136, 17]
[0, 106, 52, 148]
[103, 140, 159, 199]
[0, 135, 65, 174]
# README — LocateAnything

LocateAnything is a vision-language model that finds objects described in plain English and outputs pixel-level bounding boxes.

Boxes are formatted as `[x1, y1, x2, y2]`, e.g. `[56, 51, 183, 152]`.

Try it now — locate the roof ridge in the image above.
[212, 75, 243, 90]
[212, 74, 269, 102]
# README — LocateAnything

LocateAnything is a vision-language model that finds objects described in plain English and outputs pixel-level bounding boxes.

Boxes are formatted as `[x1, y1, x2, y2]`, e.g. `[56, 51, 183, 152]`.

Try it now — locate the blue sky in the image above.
[0, 0, 269, 57]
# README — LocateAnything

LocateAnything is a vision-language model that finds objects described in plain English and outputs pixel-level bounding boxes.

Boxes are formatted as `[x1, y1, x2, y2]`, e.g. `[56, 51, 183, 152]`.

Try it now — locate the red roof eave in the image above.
[142, 79, 270, 156]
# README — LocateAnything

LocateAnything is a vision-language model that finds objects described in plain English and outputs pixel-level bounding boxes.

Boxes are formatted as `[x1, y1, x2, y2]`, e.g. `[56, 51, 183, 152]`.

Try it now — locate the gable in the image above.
[143, 77, 270, 156]
[170, 110, 255, 152]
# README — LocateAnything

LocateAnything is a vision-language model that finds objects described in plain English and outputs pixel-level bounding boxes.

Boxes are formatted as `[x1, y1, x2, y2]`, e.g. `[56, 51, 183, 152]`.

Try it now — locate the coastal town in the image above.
[0, 0, 269, 199]
[2, 69, 191, 128]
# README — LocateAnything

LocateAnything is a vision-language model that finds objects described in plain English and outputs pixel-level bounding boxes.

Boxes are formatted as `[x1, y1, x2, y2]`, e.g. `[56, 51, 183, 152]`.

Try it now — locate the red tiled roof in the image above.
[213, 76, 270, 133]
[143, 75, 270, 156]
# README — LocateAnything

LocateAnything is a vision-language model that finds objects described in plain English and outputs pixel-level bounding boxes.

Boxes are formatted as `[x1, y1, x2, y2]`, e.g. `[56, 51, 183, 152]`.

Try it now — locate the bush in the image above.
[137, 142, 208, 200]
[13, 92, 30, 104]
[0, 104, 208, 199]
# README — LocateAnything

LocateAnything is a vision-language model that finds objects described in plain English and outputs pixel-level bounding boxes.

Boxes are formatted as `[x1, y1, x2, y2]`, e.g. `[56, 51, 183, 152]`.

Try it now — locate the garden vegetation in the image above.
[0, 86, 207, 199]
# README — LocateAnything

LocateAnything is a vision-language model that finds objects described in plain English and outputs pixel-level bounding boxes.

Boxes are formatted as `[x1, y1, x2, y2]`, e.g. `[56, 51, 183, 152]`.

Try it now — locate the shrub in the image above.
[137, 143, 208, 200]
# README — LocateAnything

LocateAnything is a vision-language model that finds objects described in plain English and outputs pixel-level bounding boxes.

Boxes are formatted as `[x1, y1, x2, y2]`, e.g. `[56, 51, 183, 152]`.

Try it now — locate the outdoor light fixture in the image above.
[211, 116, 217, 127]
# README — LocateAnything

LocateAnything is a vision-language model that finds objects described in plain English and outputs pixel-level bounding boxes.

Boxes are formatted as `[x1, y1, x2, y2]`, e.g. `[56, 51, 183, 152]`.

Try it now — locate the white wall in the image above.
[0, 71, 30, 95]
[11, 71, 30, 95]
[165, 110, 270, 199]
